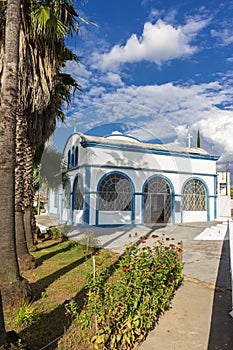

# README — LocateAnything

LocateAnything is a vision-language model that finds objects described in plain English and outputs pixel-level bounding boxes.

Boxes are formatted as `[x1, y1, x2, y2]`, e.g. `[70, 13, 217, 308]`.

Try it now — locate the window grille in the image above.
[73, 176, 83, 210]
[183, 179, 206, 211]
[98, 174, 132, 211]
[144, 176, 172, 223]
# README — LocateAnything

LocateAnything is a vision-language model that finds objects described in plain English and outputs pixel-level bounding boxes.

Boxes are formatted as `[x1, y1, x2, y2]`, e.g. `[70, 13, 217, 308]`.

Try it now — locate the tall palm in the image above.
[20, 2, 82, 249]
[0, 0, 31, 309]
[0, 1, 83, 263]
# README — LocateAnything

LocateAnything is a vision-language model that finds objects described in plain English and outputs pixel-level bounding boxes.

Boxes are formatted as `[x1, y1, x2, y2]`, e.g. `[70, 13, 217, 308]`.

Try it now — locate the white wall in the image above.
[218, 196, 231, 218]
[60, 134, 218, 226]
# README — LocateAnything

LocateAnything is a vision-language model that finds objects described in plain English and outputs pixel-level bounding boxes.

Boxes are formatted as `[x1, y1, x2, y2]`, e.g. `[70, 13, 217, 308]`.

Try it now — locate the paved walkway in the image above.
[36, 216, 233, 349]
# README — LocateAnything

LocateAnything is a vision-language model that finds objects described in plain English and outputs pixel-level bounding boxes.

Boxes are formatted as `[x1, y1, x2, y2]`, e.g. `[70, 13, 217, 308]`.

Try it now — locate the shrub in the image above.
[80, 238, 184, 349]
[15, 301, 38, 326]
[47, 225, 68, 242]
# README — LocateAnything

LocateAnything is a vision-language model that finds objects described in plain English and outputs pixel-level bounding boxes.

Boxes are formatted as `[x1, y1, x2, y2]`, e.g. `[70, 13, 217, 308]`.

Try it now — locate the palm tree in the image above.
[19, 2, 82, 250]
[0, 0, 31, 309]
[0, 1, 83, 262]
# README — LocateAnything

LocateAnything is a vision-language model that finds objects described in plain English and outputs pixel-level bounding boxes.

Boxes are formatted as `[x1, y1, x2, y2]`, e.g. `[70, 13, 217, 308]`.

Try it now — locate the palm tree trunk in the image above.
[0, 0, 31, 307]
[15, 108, 36, 270]
[23, 137, 37, 251]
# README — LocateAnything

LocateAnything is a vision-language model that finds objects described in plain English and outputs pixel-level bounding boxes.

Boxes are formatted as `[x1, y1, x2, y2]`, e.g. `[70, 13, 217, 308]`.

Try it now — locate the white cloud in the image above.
[94, 18, 209, 71]
[66, 76, 233, 160]
[99, 72, 124, 87]
[211, 28, 233, 46]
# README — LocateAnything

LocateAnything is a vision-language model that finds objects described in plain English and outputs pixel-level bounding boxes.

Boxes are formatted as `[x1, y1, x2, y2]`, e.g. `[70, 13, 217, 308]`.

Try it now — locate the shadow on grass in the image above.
[31, 252, 93, 300]
[36, 243, 77, 266]
[207, 230, 233, 350]
[35, 241, 61, 251]
[20, 252, 122, 350]
[19, 285, 88, 350]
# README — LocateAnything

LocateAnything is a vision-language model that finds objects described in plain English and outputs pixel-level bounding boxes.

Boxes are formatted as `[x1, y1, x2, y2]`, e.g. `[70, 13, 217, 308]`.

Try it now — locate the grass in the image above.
[4, 239, 120, 350]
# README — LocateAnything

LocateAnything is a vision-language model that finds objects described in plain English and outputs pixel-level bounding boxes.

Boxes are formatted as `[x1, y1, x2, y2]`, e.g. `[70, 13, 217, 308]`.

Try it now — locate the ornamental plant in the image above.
[79, 236, 184, 350]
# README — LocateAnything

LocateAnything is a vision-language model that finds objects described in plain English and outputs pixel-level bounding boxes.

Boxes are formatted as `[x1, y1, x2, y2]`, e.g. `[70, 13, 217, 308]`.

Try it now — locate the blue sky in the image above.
[53, 0, 233, 174]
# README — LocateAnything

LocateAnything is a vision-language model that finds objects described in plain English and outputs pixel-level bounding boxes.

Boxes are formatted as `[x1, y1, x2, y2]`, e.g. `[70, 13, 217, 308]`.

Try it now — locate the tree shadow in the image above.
[36, 243, 77, 266]
[19, 253, 122, 350]
[207, 230, 233, 350]
[31, 252, 93, 299]
[19, 285, 88, 350]
[35, 241, 61, 251]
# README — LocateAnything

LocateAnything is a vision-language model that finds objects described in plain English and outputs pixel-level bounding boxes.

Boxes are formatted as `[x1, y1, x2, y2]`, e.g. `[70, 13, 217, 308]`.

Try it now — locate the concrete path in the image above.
[36, 216, 233, 349]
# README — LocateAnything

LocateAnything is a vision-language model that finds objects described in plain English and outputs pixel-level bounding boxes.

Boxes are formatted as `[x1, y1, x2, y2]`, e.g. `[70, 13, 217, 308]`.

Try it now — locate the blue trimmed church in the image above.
[48, 132, 220, 226]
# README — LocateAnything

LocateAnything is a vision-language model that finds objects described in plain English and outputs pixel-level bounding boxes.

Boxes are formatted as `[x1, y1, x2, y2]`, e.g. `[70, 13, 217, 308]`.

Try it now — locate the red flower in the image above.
[96, 262, 103, 267]
[178, 248, 183, 253]
[169, 295, 173, 301]
[93, 251, 100, 256]
[169, 243, 175, 248]
[166, 237, 170, 241]
[162, 233, 165, 236]
[177, 241, 182, 245]
[125, 246, 130, 251]
[83, 251, 86, 254]
[82, 305, 88, 310]
[155, 248, 160, 253]
[122, 266, 130, 272]
[160, 264, 164, 269]
[165, 246, 169, 250]
[140, 239, 146, 244]
[152, 234, 159, 238]
[171, 237, 175, 240]
[153, 267, 157, 272]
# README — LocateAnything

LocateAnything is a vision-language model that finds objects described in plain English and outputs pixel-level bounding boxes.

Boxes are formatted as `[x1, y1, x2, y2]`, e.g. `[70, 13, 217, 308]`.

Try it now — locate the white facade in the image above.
[48, 133, 220, 226]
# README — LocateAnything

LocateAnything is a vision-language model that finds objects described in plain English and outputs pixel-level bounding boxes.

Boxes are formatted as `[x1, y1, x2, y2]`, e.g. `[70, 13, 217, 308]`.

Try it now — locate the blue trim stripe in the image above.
[81, 139, 219, 161]
[83, 167, 91, 224]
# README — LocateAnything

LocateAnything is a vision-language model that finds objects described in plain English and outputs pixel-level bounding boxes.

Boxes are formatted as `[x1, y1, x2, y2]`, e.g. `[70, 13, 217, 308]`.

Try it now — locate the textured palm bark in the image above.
[23, 139, 37, 251]
[15, 109, 36, 270]
[0, 0, 31, 308]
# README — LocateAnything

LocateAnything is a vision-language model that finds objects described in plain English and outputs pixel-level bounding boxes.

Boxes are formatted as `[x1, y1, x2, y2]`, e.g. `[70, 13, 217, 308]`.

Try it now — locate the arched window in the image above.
[64, 180, 71, 209]
[73, 176, 83, 210]
[98, 173, 132, 211]
[183, 179, 206, 211]
[144, 176, 172, 224]
[67, 150, 71, 169]
[71, 146, 75, 168]
[75, 146, 78, 167]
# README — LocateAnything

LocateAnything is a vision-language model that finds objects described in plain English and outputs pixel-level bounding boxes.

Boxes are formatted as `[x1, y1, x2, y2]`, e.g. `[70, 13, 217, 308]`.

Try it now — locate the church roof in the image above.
[80, 133, 215, 158]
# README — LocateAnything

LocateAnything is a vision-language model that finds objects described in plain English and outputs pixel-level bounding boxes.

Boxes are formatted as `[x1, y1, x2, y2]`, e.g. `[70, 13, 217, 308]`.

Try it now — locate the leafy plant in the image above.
[40, 291, 47, 299]
[80, 236, 184, 349]
[47, 225, 68, 242]
[64, 299, 79, 319]
[15, 301, 38, 326]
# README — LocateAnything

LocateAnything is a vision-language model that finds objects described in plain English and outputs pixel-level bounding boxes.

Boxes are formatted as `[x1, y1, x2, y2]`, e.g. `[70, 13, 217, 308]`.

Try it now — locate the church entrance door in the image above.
[144, 177, 172, 225]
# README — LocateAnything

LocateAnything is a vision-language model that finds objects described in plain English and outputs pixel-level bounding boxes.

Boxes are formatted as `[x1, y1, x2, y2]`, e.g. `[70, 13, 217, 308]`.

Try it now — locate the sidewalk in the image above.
[138, 222, 233, 350]
[36, 217, 233, 349]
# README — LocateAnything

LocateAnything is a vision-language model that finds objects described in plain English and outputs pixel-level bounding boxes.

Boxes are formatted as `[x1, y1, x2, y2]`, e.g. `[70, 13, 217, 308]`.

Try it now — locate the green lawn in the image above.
[5, 239, 119, 350]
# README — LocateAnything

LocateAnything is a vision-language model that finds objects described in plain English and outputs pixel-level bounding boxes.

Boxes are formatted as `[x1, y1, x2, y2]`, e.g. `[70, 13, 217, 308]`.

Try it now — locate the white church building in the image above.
[48, 132, 220, 226]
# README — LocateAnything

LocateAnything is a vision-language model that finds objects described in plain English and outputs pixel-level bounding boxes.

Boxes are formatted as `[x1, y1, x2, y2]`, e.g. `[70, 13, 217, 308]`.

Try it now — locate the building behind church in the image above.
[48, 132, 224, 226]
